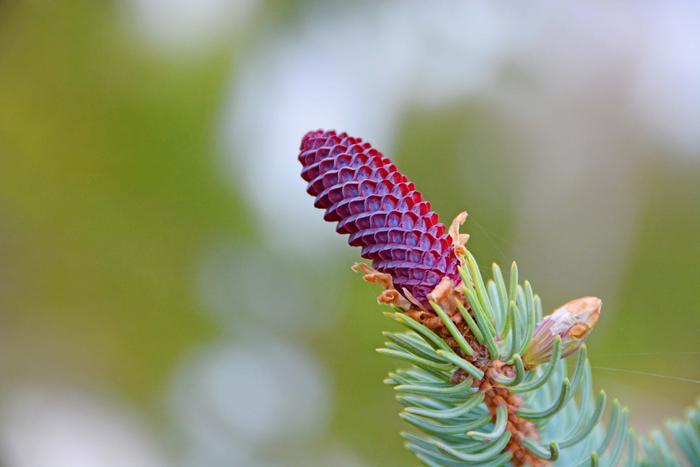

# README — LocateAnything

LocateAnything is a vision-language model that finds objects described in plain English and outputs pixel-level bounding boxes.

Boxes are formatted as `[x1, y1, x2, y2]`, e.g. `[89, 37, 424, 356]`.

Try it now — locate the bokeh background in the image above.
[1, 1, 699, 466]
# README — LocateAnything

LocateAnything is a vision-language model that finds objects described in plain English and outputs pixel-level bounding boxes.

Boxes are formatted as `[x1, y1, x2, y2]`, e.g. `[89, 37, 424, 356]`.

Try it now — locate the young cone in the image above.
[298, 129, 460, 307]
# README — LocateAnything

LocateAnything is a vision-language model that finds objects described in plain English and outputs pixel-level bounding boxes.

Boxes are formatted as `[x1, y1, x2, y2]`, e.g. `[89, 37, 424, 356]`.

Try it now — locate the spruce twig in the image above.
[297, 129, 699, 466]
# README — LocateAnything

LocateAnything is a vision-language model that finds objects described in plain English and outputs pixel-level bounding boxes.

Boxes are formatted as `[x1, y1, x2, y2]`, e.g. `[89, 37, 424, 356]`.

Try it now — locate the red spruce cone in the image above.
[298, 129, 460, 306]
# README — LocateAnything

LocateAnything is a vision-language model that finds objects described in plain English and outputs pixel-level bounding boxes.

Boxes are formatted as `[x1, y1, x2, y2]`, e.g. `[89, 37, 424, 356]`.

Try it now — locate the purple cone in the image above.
[298, 129, 460, 306]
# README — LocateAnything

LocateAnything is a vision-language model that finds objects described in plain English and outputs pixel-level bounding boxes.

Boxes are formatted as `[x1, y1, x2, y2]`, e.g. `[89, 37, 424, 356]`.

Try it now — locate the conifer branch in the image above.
[297, 129, 699, 466]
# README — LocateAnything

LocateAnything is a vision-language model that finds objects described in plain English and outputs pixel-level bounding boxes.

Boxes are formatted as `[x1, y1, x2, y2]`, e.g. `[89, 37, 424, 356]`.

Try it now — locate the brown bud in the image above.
[523, 297, 601, 367]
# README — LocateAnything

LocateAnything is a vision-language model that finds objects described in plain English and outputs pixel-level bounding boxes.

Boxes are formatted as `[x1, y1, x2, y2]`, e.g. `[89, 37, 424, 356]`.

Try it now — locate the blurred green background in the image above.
[0, 2, 698, 466]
